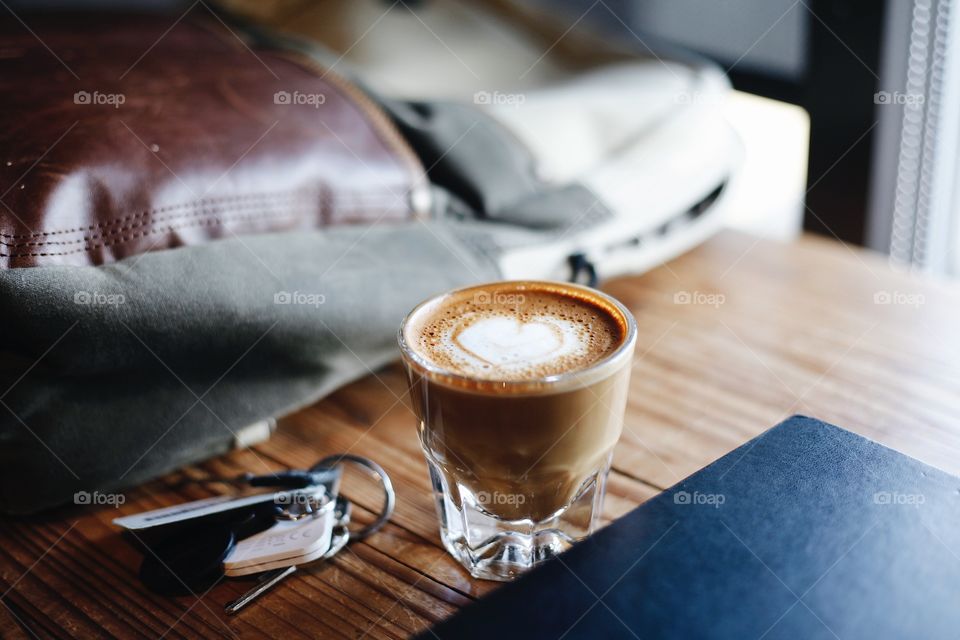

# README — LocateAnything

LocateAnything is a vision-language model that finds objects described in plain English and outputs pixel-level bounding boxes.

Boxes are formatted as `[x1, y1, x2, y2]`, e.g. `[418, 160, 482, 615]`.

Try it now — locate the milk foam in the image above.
[453, 315, 585, 373]
[412, 287, 622, 381]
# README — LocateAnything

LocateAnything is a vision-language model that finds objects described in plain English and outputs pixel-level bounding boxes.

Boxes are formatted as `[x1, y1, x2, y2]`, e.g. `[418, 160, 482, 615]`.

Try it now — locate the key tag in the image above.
[222, 455, 395, 614]
[223, 492, 339, 577]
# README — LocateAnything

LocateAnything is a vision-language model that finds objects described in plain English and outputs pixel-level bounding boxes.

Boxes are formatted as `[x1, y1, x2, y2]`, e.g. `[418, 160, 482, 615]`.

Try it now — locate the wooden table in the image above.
[3, 230, 960, 639]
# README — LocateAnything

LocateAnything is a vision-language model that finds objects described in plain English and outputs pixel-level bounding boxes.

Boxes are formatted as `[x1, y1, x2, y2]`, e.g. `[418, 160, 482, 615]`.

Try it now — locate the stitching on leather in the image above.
[0, 193, 315, 249]
[0, 189, 402, 249]
[0, 204, 403, 258]
[0, 190, 403, 247]
[0, 212, 301, 258]
[0, 190, 318, 239]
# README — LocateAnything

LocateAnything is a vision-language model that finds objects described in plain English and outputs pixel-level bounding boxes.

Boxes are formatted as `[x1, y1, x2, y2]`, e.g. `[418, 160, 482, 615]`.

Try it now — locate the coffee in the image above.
[399, 281, 636, 580]
[408, 286, 623, 381]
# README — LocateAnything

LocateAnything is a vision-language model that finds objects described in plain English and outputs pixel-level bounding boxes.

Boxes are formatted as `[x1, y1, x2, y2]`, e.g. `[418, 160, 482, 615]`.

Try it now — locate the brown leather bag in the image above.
[0, 12, 427, 268]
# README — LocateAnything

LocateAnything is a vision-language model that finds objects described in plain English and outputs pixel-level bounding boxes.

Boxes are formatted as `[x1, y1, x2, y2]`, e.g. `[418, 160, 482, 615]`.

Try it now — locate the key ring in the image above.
[274, 490, 332, 521]
[311, 454, 395, 541]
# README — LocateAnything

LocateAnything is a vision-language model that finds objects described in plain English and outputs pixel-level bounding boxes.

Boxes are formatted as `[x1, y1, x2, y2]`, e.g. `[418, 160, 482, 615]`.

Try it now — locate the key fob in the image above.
[138, 504, 279, 596]
[139, 527, 235, 596]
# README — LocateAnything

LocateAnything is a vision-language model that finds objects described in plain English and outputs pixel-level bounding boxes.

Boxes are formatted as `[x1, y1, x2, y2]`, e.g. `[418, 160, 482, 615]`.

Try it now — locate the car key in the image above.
[113, 453, 393, 613]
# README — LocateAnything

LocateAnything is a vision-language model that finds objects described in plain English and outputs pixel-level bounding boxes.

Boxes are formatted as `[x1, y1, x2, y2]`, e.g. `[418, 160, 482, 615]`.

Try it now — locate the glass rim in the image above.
[397, 280, 638, 394]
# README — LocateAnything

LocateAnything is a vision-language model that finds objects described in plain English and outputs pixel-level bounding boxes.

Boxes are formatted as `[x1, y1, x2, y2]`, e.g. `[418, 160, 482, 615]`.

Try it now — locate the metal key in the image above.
[225, 566, 297, 614]
[224, 496, 351, 614]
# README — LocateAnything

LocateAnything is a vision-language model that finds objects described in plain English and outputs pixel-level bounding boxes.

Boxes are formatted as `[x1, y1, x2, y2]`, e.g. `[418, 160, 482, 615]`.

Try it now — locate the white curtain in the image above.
[868, 0, 960, 276]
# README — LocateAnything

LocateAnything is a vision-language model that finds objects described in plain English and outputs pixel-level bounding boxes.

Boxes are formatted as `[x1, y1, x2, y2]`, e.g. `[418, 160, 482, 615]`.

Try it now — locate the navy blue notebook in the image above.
[424, 416, 960, 639]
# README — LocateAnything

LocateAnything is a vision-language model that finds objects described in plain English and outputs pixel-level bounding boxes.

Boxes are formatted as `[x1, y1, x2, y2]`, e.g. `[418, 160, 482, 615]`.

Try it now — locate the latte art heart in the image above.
[454, 317, 575, 367]
[410, 286, 623, 381]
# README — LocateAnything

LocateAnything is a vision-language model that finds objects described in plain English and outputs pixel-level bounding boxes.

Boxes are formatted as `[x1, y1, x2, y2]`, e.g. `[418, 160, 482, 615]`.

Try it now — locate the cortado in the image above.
[399, 281, 637, 581]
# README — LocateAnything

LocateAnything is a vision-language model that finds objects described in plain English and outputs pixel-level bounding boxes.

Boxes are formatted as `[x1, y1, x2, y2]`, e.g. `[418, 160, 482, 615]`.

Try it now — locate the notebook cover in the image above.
[424, 415, 960, 639]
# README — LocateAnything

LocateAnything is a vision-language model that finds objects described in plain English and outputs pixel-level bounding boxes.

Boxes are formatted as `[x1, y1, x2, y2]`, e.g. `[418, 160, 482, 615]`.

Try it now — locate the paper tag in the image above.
[223, 545, 331, 577]
[223, 507, 334, 574]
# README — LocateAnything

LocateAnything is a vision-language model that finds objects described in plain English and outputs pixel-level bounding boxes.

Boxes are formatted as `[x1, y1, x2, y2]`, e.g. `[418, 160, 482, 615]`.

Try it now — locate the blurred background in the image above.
[9, 0, 960, 275]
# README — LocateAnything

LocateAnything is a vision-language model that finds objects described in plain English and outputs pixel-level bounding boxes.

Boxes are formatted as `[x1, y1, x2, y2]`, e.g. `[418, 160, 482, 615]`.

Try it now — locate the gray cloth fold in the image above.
[0, 223, 498, 513]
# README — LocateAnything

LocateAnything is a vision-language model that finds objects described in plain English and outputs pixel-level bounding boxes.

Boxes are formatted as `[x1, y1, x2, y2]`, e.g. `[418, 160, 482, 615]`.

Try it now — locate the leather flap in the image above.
[0, 12, 426, 268]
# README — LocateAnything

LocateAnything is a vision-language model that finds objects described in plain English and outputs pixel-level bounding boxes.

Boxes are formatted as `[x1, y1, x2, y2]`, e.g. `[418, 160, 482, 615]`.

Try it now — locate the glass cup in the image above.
[397, 281, 637, 580]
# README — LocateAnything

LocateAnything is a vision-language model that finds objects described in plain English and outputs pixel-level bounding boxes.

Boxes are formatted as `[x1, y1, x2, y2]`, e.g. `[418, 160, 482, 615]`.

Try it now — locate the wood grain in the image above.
[2, 230, 959, 638]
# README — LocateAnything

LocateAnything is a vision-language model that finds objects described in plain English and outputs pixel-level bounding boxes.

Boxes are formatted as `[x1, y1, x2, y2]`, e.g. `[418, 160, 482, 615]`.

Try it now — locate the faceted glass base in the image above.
[425, 454, 611, 581]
